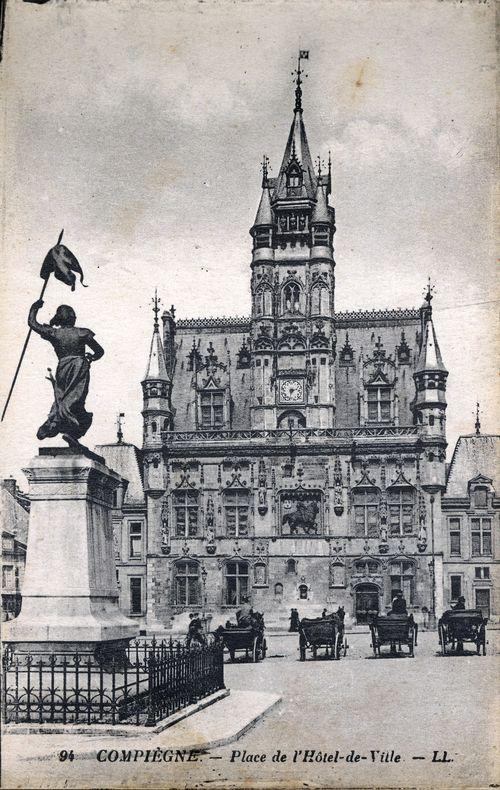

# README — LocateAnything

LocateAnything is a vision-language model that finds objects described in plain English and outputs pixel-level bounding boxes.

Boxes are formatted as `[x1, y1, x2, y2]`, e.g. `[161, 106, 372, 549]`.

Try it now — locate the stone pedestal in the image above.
[3, 449, 139, 658]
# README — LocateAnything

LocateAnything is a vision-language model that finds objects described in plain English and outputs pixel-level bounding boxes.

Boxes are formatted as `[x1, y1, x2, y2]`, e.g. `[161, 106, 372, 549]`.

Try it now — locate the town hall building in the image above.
[93, 59, 497, 630]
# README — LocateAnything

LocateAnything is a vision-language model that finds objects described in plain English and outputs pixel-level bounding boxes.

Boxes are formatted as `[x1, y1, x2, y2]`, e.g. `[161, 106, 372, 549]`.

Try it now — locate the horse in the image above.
[282, 501, 319, 535]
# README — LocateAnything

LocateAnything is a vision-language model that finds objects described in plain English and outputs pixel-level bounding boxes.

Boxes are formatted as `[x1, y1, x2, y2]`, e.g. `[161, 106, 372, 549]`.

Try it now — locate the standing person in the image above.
[28, 299, 104, 441]
[289, 608, 299, 632]
[187, 613, 206, 648]
[453, 596, 466, 611]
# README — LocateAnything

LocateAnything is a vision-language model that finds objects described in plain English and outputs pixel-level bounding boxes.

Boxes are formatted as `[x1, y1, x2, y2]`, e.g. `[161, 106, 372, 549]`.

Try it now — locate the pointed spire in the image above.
[311, 181, 330, 224]
[416, 311, 446, 374]
[254, 182, 273, 227]
[144, 292, 170, 381]
[274, 51, 315, 200]
[475, 402, 481, 436]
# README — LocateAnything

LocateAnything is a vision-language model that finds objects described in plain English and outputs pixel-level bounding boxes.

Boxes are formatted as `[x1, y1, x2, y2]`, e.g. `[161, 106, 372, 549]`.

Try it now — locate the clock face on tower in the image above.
[279, 378, 304, 404]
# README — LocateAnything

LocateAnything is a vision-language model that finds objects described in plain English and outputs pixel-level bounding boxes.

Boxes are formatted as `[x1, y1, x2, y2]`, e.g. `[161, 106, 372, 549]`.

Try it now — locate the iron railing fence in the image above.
[2, 637, 224, 728]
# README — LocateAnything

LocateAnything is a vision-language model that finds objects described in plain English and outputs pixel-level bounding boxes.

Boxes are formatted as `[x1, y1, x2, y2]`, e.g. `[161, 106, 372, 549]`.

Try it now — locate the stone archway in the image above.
[354, 582, 380, 624]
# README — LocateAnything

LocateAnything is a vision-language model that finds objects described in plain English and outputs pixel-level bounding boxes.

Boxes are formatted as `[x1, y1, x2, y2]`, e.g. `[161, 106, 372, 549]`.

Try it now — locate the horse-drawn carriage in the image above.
[438, 609, 487, 656]
[369, 614, 417, 657]
[299, 612, 346, 661]
[214, 613, 267, 663]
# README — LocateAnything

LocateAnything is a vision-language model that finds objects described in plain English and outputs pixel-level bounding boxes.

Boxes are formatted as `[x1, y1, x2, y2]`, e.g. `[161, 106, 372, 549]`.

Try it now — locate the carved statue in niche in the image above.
[333, 457, 344, 516]
[257, 459, 268, 515]
[329, 561, 345, 588]
[254, 562, 267, 585]
[160, 497, 170, 555]
[281, 491, 320, 535]
[205, 496, 216, 553]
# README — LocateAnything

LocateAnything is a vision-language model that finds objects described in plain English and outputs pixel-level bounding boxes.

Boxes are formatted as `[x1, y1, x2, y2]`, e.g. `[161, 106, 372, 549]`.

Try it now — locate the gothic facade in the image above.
[96, 62, 497, 630]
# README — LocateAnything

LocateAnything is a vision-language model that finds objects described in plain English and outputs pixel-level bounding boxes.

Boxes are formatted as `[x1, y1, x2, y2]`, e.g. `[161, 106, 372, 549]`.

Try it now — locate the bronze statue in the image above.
[28, 299, 104, 442]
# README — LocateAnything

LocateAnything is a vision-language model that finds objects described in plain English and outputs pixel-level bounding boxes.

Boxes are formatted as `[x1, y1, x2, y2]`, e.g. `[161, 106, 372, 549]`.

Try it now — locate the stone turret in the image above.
[414, 284, 448, 489]
[142, 292, 172, 449]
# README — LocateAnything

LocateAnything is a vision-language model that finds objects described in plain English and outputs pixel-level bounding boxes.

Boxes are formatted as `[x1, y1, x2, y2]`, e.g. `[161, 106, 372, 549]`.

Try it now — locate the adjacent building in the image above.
[1, 480, 29, 621]
[441, 428, 499, 620]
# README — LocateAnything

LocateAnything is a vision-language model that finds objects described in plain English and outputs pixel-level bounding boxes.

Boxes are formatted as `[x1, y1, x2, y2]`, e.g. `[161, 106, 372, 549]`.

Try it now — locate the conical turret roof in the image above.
[416, 315, 447, 374]
[253, 185, 273, 227]
[274, 111, 317, 201]
[144, 328, 170, 381]
[311, 182, 330, 223]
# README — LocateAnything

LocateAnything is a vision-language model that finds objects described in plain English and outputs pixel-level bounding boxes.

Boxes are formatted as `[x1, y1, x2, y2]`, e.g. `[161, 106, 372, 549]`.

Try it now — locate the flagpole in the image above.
[1, 276, 50, 422]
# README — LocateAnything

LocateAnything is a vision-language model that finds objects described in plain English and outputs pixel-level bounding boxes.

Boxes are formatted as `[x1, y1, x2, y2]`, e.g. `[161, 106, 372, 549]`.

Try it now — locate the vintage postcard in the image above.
[0, 0, 497, 788]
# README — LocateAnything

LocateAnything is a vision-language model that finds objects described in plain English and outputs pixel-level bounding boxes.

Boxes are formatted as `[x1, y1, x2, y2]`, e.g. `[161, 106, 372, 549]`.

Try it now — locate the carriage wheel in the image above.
[334, 632, 341, 660]
[439, 625, 447, 656]
[252, 636, 260, 663]
[228, 648, 235, 662]
[343, 638, 348, 658]
[312, 645, 318, 660]
[299, 633, 306, 661]
[261, 638, 267, 660]
[408, 630, 414, 658]
[481, 630, 487, 656]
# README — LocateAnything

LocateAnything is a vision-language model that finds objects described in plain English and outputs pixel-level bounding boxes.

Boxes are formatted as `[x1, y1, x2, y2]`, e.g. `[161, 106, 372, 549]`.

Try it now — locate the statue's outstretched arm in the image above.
[28, 299, 51, 338]
[86, 336, 104, 362]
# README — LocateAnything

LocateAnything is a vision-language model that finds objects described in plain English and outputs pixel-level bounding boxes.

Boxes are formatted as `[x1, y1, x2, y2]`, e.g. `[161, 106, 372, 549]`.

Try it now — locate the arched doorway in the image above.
[355, 583, 380, 624]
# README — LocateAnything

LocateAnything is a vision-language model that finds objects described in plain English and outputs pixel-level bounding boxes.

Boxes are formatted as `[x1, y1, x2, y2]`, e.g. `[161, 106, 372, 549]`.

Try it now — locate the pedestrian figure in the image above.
[187, 613, 206, 648]
[289, 608, 300, 632]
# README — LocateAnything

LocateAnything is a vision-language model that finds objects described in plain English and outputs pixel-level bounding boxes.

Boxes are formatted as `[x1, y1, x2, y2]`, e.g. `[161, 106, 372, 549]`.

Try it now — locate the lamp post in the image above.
[201, 564, 208, 625]
[422, 484, 441, 629]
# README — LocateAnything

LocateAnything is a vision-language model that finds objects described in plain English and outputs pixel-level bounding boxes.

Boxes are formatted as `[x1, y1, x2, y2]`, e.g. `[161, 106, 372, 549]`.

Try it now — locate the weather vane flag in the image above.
[1, 230, 88, 422]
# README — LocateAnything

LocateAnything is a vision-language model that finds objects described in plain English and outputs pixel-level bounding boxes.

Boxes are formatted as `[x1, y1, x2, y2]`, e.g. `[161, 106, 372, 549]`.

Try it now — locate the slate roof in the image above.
[94, 443, 145, 505]
[144, 328, 170, 381]
[171, 328, 251, 431]
[445, 434, 500, 497]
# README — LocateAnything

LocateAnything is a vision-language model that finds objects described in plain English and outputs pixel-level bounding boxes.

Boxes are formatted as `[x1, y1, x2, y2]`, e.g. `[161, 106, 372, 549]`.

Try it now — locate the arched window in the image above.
[286, 558, 297, 574]
[224, 561, 249, 605]
[353, 489, 380, 537]
[298, 583, 308, 600]
[151, 421, 157, 434]
[387, 488, 415, 536]
[278, 410, 306, 429]
[175, 561, 200, 606]
[173, 490, 199, 537]
[283, 282, 301, 314]
[200, 390, 224, 428]
[274, 582, 283, 596]
[256, 287, 272, 317]
[163, 418, 169, 431]
[389, 560, 415, 604]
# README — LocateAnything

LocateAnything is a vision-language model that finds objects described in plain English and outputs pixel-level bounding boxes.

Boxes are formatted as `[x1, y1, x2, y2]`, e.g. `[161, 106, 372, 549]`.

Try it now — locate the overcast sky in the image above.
[0, 0, 497, 482]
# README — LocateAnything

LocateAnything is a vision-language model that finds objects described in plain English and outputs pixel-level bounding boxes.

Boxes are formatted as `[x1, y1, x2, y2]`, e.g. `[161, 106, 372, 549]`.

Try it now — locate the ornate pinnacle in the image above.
[116, 412, 125, 444]
[151, 288, 161, 331]
[292, 50, 309, 113]
[424, 277, 435, 307]
[475, 402, 481, 436]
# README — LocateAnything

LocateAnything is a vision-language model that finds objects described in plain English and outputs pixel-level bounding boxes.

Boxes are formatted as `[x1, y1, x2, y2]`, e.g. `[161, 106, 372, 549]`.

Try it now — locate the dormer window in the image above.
[366, 386, 391, 422]
[286, 162, 302, 193]
[200, 390, 224, 428]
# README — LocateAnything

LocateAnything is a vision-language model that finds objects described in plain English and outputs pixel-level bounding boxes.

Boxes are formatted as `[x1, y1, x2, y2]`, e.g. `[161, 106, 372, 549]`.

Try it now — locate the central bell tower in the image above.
[249, 53, 336, 431]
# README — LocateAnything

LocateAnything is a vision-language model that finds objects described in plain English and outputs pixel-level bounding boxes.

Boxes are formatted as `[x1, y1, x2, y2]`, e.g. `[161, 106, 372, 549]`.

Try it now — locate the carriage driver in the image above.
[390, 590, 408, 615]
[236, 596, 253, 627]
